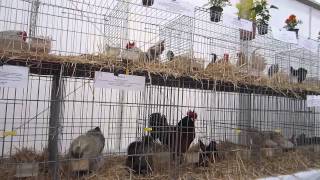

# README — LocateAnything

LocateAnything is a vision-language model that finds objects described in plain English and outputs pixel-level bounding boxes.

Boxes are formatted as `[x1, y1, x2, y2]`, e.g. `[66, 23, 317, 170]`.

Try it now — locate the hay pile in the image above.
[88, 149, 320, 180]
[1, 50, 320, 96]
[1, 147, 320, 180]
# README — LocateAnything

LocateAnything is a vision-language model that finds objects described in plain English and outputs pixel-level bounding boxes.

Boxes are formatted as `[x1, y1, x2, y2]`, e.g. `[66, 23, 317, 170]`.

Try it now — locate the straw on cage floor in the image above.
[2, 147, 320, 180]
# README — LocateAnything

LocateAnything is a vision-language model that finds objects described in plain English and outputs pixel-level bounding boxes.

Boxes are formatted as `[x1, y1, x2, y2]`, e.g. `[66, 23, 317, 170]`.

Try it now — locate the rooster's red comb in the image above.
[187, 110, 197, 120]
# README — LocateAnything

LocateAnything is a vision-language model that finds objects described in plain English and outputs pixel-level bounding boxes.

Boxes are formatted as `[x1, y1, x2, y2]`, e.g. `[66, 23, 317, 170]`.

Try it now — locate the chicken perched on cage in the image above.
[261, 131, 294, 150]
[206, 53, 230, 70]
[120, 40, 146, 64]
[292, 133, 320, 146]
[68, 127, 105, 172]
[165, 51, 204, 72]
[290, 67, 307, 83]
[268, 64, 279, 77]
[183, 139, 218, 166]
[104, 44, 121, 58]
[146, 40, 165, 62]
[239, 128, 294, 151]
[0, 30, 28, 51]
[148, 110, 197, 160]
[126, 136, 155, 175]
[236, 49, 267, 76]
[29, 36, 52, 54]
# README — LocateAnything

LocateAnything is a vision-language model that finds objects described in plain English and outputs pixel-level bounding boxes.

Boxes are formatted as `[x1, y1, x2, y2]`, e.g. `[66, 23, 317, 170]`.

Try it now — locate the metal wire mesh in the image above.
[0, 0, 320, 179]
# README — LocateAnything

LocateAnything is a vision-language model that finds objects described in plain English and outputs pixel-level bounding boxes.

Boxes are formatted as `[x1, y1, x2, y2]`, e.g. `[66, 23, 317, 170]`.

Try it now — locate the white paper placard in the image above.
[153, 0, 195, 17]
[306, 95, 320, 107]
[0, 65, 29, 88]
[298, 37, 319, 53]
[222, 14, 253, 31]
[272, 28, 298, 44]
[94, 72, 145, 91]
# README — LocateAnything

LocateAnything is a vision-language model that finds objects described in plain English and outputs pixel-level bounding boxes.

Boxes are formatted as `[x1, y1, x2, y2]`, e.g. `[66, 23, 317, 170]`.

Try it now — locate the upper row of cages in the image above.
[0, 0, 319, 83]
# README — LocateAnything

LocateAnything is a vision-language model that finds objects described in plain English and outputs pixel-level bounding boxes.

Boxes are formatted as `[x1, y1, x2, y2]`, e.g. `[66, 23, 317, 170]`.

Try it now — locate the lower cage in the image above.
[2, 145, 320, 180]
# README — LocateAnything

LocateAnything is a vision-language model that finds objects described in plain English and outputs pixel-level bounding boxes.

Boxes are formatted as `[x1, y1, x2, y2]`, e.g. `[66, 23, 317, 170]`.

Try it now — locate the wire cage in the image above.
[1, 0, 320, 179]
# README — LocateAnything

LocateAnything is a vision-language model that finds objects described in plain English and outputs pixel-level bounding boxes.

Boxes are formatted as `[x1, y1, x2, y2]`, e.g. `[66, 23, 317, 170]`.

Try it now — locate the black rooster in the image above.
[149, 111, 197, 159]
[290, 67, 307, 83]
[268, 64, 279, 77]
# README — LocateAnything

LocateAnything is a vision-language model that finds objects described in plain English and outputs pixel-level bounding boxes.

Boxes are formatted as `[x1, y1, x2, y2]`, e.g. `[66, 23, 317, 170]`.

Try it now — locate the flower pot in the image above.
[210, 6, 223, 22]
[240, 22, 256, 41]
[142, 0, 154, 7]
[288, 28, 299, 39]
[257, 23, 268, 35]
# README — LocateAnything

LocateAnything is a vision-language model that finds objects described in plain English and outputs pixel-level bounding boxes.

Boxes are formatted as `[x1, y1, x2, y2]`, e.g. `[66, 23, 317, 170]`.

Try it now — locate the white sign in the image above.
[306, 95, 320, 107]
[94, 72, 145, 91]
[153, 0, 195, 17]
[272, 28, 298, 44]
[222, 14, 253, 32]
[0, 65, 29, 88]
[298, 37, 319, 53]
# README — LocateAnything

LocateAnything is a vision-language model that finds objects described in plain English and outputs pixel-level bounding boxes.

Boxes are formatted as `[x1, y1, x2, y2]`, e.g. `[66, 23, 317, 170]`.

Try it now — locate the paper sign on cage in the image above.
[94, 72, 146, 91]
[153, 0, 195, 17]
[0, 65, 29, 88]
[298, 37, 319, 53]
[306, 95, 320, 107]
[222, 14, 253, 32]
[272, 28, 298, 44]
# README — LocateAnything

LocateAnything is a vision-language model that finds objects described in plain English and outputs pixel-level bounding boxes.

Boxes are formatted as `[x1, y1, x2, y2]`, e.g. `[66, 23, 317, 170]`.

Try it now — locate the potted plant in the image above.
[237, 0, 256, 41]
[205, 0, 231, 22]
[284, 14, 302, 38]
[253, 0, 278, 35]
[142, 0, 154, 7]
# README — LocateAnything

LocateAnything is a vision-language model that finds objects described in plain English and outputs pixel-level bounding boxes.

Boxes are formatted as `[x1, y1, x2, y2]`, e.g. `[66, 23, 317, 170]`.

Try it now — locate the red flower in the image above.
[289, 14, 296, 20]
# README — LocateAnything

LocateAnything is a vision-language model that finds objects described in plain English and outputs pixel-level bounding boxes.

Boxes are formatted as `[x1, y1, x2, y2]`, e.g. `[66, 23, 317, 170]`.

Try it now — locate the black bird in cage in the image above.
[167, 50, 175, 61]
[126, 136, 155, 175]
[290, 67, 307, 83]
[268, 64, 279, 77]
[198, 140, 218, 167]
[211, 53, 217, 63]
[148, 110, 197, 160]
[69, 127, 105, 171]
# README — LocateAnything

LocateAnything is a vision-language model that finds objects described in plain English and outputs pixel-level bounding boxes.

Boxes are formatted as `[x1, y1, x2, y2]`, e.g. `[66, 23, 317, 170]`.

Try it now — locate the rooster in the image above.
[0, 30, 27, 41]
[146, 40, 165, 62]
[290, 67, 307, 83]
[149, 111, 197, 159]
[268, 64, 279, 77]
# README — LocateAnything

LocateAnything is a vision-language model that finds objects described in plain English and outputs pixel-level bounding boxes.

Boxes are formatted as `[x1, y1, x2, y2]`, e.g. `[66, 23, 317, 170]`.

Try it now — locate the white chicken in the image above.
[104, 44, 121, 58]
[0, 30, 28, 51]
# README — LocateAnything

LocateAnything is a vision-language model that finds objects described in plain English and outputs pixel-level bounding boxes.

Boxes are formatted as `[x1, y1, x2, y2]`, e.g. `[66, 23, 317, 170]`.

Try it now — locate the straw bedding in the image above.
[1, 50, 319, 97]
[1, 146, 320, 180]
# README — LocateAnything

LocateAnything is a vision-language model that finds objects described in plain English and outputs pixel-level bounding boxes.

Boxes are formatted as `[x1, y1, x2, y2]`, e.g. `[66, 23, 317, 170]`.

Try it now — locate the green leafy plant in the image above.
[253, 0, 278, 25]
[236, 0, 256, 21]
[205, 0, 231, 8]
